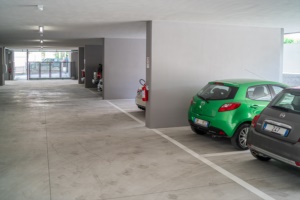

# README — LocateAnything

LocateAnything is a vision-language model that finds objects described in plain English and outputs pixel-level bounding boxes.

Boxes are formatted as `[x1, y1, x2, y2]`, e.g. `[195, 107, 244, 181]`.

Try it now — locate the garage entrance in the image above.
[28, 61, 72, 79]
[14, 51, 74, 80]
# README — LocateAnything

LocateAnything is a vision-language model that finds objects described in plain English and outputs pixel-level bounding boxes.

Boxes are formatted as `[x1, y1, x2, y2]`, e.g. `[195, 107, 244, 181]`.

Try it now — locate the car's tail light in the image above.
[218, 103, 241, 112]
[295, 161, 300, 166]
[190, 98, 195, 105]
[213, 82, 224, 85]
[251, 115, 260, 128]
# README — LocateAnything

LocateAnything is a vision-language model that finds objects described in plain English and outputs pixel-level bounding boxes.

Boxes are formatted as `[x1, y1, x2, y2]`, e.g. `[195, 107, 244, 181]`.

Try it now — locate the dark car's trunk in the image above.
[256, 107, 300, 144]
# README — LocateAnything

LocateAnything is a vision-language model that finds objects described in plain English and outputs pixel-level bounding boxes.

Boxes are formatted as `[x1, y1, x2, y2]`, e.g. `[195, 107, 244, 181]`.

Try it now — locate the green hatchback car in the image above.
[188, 79, 287, 150]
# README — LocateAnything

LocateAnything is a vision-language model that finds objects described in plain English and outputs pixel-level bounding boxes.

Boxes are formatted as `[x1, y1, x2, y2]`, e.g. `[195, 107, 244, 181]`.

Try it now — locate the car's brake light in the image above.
[295, 161, 300, 166]
[190, 98, 195, 105]
[218, 103, 241, 112]
[213, 82, 224, 85]
[251, 115, 260, 128]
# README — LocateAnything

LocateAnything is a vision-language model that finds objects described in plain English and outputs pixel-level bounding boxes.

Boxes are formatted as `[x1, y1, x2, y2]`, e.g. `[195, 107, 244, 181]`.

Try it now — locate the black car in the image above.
[247, 87, 300, 167]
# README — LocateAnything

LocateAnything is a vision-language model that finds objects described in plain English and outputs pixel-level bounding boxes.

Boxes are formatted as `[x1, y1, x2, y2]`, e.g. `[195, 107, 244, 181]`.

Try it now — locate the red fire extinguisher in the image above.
[142, 84, 148, 102]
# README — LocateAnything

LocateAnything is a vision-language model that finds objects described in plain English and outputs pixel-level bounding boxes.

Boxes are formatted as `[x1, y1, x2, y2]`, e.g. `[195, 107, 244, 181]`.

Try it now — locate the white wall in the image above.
[103, 38, 146, 99]
[283, 44, 300, 74]
[146, 21, 283, 128]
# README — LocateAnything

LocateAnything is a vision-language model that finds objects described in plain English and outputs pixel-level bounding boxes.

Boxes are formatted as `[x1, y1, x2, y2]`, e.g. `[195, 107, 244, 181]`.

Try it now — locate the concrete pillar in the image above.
[11, 51, 15, 80]
[0, 47, 4, 86]
[103, 38, 146, 99]
[5, 50, 13, 80]
[71, 50, 78, 79]
[84, 45, 104, 88]
[145, 21, 283, 128]
[78, 47, 84, 84]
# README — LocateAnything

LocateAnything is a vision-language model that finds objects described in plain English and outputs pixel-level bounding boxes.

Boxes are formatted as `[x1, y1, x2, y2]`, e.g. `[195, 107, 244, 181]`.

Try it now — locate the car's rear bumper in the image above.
[249, 144, 300, 167]
[188, 120, 229, 137]
[92, 79, 99, 84]
[248, 127, 300, 167]
[135, 97, 146, 109]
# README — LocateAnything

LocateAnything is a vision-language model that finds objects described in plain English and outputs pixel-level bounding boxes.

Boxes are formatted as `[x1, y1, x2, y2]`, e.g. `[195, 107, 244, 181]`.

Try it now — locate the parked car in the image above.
[247, 87, 300, 167]
[81, 69, 85, 83]
[188, 79, 287, 150]
[135, 79, 146, 110]
[92, 64, 103, 92]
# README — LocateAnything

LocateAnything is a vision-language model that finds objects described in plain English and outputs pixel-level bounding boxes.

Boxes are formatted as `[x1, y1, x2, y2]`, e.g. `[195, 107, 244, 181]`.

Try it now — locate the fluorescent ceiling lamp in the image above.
[37, 5, 44, 11]
[40, 40, 43, 44]
[39, 26, 44, 33]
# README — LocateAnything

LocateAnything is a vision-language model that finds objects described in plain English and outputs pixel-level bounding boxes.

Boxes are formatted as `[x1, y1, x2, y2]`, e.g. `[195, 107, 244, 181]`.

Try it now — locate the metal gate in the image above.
[28, 62, 73, 79]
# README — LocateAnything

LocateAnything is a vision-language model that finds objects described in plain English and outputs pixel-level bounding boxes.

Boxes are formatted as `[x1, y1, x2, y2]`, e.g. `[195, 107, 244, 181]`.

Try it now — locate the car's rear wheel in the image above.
[250, 150, 271, 161]
[231, 123, 250, 150]
[191, 126, 206, 135]
[138, 106, 145, 110]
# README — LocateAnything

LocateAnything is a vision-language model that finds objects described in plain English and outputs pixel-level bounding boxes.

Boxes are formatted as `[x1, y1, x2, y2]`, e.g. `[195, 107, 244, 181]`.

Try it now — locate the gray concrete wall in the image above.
[103, 38, 146, 99]
[283, 73, 300, 86]
[84, 45, 104, 88]
[146, 21, 283, 128]
[283, 44, 300, 74]
[78, 47, 84, 84]
[71, 51, 78, 79]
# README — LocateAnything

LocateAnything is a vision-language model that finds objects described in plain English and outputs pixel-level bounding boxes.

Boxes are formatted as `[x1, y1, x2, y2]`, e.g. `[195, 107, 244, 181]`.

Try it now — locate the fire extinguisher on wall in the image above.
[142, 84, 148, 102]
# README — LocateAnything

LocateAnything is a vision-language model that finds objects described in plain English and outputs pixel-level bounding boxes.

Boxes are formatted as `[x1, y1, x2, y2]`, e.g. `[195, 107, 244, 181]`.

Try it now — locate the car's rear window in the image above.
[197, 83, 238, 100]
[270, 91, 300, 113]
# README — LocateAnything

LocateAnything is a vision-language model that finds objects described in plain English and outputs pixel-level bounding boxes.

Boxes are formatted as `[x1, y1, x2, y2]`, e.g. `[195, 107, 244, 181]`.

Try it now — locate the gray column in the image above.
[5, 50, 13, 80]
[71, 50, 78, 79]
[11, 51, 15, 80]
[78, 47, 84, 84]
[145, 21, 283, 128]
[84, 45, 103, 88]
[145, 22, 152, 126]
[0, 47, 4, 86]
[103, 38, 146, 99]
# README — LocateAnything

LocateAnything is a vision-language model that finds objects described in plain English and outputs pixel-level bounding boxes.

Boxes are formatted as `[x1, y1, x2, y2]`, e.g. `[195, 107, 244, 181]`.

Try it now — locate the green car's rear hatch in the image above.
[191, 82, 239, 117]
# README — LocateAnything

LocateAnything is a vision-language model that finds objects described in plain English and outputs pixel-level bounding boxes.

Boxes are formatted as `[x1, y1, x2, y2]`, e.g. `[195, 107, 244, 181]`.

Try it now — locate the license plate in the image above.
[194, 118, 209, 127]
[263, 123, 289, 137]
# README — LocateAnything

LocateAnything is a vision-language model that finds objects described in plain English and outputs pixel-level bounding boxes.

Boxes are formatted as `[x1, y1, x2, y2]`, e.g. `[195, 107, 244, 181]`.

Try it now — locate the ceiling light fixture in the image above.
[39, 26, 44, 33]
[40, 40, 43, 44]
[37, 5, 44, 11]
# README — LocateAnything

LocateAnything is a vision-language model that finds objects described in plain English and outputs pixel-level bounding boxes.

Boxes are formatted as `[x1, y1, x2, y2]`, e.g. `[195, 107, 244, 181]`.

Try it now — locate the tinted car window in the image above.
[197, 84, 238, 100]
[271, 92, 300, 112]
[247, 85, 271, 101]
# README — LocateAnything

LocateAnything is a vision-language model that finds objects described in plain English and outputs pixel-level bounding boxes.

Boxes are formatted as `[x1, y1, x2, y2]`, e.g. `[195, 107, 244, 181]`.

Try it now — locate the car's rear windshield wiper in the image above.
[271, 105, 290, 112]
[197, 95, 209, 103]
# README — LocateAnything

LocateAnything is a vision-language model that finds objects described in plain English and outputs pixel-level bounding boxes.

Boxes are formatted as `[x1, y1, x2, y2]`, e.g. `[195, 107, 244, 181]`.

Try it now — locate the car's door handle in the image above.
[250, 105, 259, 108]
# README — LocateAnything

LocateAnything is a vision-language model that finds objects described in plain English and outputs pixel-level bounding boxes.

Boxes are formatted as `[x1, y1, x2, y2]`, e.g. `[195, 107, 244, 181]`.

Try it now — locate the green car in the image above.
[188, 79, 287, 150]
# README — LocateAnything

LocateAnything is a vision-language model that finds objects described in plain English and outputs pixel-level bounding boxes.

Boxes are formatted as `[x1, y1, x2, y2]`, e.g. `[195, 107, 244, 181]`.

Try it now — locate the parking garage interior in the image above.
[1, 1, 300, 200]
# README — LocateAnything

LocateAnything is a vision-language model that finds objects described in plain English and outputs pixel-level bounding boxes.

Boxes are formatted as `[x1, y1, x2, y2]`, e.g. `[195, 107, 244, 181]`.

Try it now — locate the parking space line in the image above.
[107, 101, 275, 200]
[107, 101, 145, 125]
[202, 151, 250, 158]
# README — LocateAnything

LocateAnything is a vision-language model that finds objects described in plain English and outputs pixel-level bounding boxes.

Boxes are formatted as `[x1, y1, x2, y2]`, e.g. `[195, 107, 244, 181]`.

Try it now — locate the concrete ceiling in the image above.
[0, 0, 299, 50]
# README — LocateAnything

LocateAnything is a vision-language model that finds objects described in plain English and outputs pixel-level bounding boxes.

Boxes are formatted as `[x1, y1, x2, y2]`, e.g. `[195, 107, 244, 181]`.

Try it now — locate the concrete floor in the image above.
[1, 80, 300, 200]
